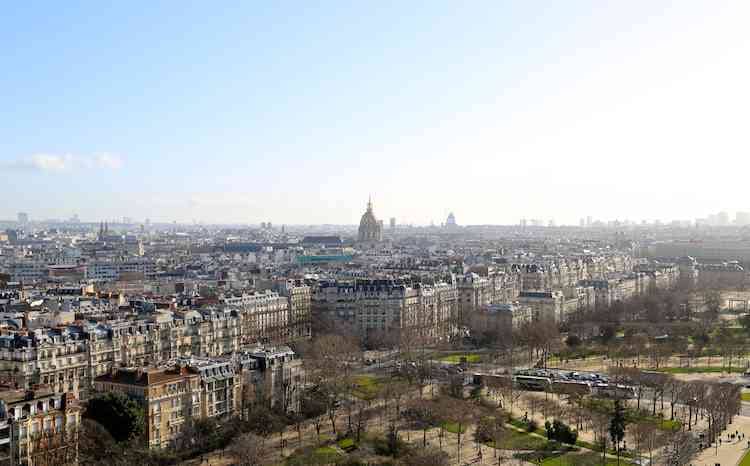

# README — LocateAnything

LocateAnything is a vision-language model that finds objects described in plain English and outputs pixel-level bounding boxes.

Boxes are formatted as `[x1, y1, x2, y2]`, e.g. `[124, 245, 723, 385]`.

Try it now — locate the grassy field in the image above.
[653, 366, 745, 374]
[583, 398, 681, 432]
[351, 375, 382, 400]
[742, 392, 750, 402]
[493, 430, 549, 450]
[337, 438, 356, 450]
[658, 419, 681, 431]
[441, 422, 467, 434]
[740, 449, 750, 466]
[542, 451, 627, 466]
[439, 353, 482, 364]
[285, 446, 342, 465]
[509, 418, 546, 436]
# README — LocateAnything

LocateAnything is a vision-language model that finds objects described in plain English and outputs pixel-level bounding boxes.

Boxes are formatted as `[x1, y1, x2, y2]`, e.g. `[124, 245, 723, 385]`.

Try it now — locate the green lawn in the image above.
[314, 446, 339, 455]
[337, 438, 356, 450]
[543, 451, 626, 466]
[509, 418, 546, 435]
[583, 399, 681, 432]
[741, 392, 750, 402]
[441, 422, 467, 434]
[659, 419, 681, 431]
[574, 440, 635, 459]
[739, 449, 750, 466]
[351, 375, 382, 400]
[285, 446, 342, 466]
[491, 430, 549, 450]
[440, 353, 482, 364]
[653, 366, 745, 374]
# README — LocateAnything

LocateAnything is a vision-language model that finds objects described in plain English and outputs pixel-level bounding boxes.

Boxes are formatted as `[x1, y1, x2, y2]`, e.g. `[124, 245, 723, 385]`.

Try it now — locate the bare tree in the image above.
[229, 432, 265, 466]
[402, 447, 450, 466]
[403, 398, 438, 448]
[590, 411, 611, 465]
[630, 421, 659, 465]
[660, 429, 698, 466]
[437, 397, 473, 465]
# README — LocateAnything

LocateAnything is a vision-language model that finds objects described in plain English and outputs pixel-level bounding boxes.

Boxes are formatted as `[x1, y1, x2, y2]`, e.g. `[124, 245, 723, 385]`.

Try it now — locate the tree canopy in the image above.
[85, 392, 144, 443]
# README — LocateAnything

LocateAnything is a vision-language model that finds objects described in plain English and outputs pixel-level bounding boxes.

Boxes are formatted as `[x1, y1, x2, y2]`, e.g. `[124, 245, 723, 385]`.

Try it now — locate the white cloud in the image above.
[94, 153, 123, 169]
[29, 154, 75, 171]
[3, 153, 123, 172]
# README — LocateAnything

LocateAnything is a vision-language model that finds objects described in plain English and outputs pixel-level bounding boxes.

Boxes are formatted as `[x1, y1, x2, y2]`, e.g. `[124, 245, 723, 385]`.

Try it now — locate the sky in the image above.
[2, 1, 750, 226]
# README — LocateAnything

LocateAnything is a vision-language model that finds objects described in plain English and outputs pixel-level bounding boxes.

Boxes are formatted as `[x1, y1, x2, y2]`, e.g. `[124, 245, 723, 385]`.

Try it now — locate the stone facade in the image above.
[313, 279, 457, 343]
[0, 389, 80, 465]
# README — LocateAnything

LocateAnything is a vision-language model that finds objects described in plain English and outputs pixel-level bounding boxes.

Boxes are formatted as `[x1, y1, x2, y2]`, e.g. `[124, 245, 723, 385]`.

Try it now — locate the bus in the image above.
[551, 380, 592, 396]
[515, 375, 552, 391]
[593, 383, 636, 399]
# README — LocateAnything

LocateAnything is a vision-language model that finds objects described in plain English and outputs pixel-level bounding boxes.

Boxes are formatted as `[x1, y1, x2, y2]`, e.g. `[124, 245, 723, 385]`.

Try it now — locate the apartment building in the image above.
[0, 300, 305, 401]
[0, 330, 89, 401]
[236, 346, 304, 413]
[313, 278, 457, 343]
[93, 352, 293, 450]
[94, 367, 201, 449]
[0, 388, 81, 466]
[456, 273, 491, 324]
[176, 358, 241, 419]
[273, 280, 312, 340]
[219, 291, 290, 344]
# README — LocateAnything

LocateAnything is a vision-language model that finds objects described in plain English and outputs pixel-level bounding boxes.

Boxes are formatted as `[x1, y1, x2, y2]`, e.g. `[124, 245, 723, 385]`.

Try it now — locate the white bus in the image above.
[593, 383, 636, 399]
[551, 380, 592, 396]
[515, 375, 552, 391]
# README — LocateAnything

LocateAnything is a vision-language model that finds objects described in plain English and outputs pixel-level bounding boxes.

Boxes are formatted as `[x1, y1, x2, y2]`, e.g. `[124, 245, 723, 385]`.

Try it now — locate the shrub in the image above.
[373, 426, 408, 457]
[526, 419, 539, 433]
[544, 419, 578, 445]
[565, 335, 581, 348]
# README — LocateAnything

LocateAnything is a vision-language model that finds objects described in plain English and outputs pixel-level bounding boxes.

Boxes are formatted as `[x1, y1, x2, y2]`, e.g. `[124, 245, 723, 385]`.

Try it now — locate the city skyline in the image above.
[7, 206, 750, 229]
[3, 2, 750, 224]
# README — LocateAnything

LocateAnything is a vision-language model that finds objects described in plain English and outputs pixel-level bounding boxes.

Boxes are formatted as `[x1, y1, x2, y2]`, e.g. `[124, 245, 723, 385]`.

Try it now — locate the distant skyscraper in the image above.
[17, 212, 28, 225]
[737, 212, 750, 226]
[445, 212, 457, 228]
[579, 218, 585, 228]
[389, 217, 396, 228]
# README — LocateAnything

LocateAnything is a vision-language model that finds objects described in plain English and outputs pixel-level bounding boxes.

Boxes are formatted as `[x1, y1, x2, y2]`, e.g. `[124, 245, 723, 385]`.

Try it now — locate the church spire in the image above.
[367, 195, 373, 213]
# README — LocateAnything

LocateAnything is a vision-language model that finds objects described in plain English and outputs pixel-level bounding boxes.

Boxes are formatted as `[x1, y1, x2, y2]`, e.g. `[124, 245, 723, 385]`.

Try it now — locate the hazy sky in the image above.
[2, 1, 750, 225]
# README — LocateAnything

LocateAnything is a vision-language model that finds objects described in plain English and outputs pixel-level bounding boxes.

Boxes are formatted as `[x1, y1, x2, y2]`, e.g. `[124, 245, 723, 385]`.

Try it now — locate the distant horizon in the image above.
[3, 210, 750, 230]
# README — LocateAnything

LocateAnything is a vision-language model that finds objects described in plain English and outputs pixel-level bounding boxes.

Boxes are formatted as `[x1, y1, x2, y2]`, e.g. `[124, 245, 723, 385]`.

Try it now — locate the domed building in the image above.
[446, 212, 457, 228]
[358, 197, 383, 243]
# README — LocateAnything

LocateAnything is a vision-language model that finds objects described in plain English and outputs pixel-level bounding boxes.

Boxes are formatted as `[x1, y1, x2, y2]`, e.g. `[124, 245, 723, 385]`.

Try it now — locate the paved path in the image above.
[692, 415, 750, 466]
